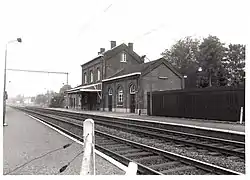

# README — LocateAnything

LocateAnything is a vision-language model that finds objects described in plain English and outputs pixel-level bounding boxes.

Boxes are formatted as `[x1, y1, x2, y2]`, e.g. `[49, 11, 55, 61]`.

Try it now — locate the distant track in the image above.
[13, 106, 243, 175]
[20, 107, 245, 159]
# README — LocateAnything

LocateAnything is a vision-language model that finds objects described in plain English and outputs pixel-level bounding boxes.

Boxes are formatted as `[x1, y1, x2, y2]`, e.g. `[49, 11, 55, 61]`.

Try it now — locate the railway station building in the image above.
[66, 41, 184, 114]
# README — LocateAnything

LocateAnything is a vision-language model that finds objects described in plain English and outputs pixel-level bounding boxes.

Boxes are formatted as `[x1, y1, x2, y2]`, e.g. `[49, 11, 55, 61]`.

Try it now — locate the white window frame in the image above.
[108, 88, 113, 95]
[90, 70, 93, 83]
[78, 97, 81, 106]
[121, 52, 127, 62]
[84, 73, 87, 84]
[129, 84, 136, 94]
[97, 68, 101, 81]
[118, 90, 123, 103]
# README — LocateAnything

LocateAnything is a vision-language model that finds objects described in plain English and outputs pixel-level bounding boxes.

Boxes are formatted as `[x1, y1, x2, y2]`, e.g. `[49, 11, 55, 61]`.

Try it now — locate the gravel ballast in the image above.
[33, 114, 245, 174]
[95, 125, 245, 174]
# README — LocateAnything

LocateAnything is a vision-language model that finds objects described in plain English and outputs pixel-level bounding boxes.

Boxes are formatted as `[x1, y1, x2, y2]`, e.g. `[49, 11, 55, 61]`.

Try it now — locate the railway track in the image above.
[14, 106, 243, 175]
[21, 107, 245, 160]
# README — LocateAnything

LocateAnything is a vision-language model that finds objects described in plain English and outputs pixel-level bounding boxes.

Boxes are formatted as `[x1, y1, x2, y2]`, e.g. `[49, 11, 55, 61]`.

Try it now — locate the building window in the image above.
[78, 97, 81, 107]
[84, 95, 87, 103]
[121, 52, 127, 62]
[129, 84, 136, 94]
[97, 68, 101, 81]
[118, 90, 123, 103]
[90, 70, 93, 83]
[117, 86, 123, 104]
[97, 95, 100, 103]
[108, 88, 113, 95]
[84, 73, 87, 84]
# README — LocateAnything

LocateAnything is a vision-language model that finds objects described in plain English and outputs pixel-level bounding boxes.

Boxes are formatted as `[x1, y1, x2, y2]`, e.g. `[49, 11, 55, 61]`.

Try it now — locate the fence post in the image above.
[80, 119, 95, 175]
[240, 107, 243, 124]
[125, 162, 138, 175]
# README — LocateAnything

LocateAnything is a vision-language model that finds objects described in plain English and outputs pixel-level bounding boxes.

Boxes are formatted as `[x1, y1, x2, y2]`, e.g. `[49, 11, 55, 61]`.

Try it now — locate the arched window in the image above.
[108, 88, 113, 95]
[90, 70, 93, 83]
[117, 86, 123, 103]
[97, 68, 101, 81]
[84, 73, 87, 84]
[129, 84, 136, 94]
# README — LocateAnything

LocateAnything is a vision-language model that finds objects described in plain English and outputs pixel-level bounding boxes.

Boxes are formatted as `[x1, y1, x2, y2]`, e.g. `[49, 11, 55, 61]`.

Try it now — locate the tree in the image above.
[161, 35, 245, 89]
[59, 84, 72, 94]
[215, 65, 228, 87]
[15, 94, 24, 103]
[223, 44, 245, 87]
[161, 36, 200, 74]
[49, 93, 65, 108]
[198, 35, 227, 87]
[35, 94, 47, 105]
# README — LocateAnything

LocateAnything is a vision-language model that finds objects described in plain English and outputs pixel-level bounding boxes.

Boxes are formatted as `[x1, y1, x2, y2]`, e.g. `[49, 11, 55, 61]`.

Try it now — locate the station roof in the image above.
[103, 58, 183, 82]
[66, 83, 101, 94]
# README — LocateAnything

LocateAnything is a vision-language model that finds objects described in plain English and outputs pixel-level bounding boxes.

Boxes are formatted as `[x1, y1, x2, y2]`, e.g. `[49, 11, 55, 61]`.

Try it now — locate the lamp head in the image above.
[17, 38, 22, 43]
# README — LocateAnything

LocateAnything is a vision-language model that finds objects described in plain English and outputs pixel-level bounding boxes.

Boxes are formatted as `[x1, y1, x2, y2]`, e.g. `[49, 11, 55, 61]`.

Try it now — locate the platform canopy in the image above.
[66, 83, 102, 94]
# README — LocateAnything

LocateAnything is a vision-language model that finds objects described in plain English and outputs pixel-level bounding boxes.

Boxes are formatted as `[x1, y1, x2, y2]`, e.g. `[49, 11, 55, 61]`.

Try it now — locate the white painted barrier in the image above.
[240, 107, 244, 124]
[80, 119, 95, 175]
[125, 162, 138, 175]
[80, 118, 138, 175]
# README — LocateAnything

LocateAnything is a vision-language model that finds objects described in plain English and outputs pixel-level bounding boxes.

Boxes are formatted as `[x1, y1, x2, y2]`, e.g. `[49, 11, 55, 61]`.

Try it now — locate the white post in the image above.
[240, 107, 243, 124]
[80, 119, 95, 175]
[125, 162, 138, 175]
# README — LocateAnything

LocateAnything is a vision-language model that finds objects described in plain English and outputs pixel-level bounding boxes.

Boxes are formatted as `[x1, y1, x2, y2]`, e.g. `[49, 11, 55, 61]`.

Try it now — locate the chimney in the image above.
[98, 48, 105, 55]
[111, 41, 116, 49]
[128, 43, 133, 51]
[100, 48, 105, 53]
[141, 55, 146, 63]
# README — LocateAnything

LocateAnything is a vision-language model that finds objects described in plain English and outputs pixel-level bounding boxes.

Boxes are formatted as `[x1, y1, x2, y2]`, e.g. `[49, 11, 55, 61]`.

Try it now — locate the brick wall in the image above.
[82, 58, 102, 85]
[102, 76, 139, 112]
[140, 63, 183, 113]
[105, 50, 142, 78]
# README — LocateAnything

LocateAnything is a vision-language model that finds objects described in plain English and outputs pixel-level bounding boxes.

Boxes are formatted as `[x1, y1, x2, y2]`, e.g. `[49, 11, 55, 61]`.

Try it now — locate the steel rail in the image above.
[14, 107, 242, 175]
[22, 107, 245, 159]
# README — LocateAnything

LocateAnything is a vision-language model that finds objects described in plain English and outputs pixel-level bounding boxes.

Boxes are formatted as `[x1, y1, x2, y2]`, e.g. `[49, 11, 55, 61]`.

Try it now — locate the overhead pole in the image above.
[6, 68, 69, 85]
[6, 68, 69, 108]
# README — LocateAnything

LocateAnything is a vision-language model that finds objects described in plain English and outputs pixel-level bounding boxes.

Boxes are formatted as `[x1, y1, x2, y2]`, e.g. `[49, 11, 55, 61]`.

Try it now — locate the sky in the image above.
[0, 0, 248, 98]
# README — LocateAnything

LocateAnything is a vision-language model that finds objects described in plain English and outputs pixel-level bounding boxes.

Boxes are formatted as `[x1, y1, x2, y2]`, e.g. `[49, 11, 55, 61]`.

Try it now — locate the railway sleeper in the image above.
[149, 161, 180, 169]
[115, 148, 142, 155]
[233, 148, 245, 152]
[132, 155, 160, 162]
[125, 152, 154, 158]
[160, 165, 196, 174]
[97, 141, 120, 146]
[103, 144, 131, 150]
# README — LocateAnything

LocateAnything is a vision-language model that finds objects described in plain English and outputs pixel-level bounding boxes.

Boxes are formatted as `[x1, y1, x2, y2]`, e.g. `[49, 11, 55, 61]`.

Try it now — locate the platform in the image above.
[3, 107, 125, 175]
[49, 107, 245, 134]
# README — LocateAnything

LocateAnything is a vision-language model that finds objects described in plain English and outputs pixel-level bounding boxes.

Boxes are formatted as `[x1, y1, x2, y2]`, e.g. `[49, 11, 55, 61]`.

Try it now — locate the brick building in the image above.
[66, 41, 184, 114]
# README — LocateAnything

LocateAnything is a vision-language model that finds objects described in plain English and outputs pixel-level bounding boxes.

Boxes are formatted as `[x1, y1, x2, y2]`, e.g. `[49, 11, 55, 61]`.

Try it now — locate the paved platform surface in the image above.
[3, 107, 125, 175]
[49, 108, 245, 133]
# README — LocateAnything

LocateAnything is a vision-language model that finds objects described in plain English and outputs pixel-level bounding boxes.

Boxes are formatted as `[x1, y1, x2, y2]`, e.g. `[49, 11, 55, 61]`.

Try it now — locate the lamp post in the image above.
[3, 38, 22, 126]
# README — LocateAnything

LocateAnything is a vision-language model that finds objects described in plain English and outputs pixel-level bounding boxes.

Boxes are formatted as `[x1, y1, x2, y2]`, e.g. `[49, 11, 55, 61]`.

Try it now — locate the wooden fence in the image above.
[147, 87, 245, 122]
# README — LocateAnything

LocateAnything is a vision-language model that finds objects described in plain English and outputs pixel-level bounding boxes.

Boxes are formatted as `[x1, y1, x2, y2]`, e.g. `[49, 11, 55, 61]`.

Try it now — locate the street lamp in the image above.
[3, 38, 22, 126]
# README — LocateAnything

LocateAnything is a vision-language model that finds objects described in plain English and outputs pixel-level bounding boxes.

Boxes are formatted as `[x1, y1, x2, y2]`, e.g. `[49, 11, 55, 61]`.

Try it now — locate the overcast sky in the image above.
[0, 0, 247, 98]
